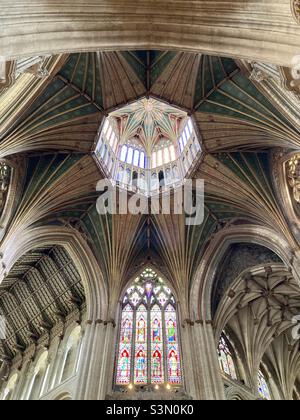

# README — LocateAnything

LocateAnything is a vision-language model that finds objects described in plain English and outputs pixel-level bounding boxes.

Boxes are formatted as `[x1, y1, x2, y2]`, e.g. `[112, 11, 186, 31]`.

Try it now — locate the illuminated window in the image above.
[96, 98, 201, 194]
[127, 148, 133, 164]
[115, 269, 182, 386]
[164, 148, 170, 164]
[120, 145, 128, 162]
[169, 145, 176, 162]
[258, 369, 271, 400]
[132, 150, 139, 167]
[140, 152, 145, 169]
[152, 152, 157, 169]
[218, 334, 237, 380]
[157, 149, 163, 167]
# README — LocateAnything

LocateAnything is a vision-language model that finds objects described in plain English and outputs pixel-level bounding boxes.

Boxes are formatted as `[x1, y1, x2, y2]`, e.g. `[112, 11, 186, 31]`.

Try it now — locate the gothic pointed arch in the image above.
[115, 267, 182, 389]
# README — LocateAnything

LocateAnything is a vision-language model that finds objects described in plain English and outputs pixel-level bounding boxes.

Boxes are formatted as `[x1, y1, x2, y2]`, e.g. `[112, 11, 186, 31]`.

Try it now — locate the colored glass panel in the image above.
[151, 305, 164, 384]
[116, 305, 133, 385]
[218, 335, 237, 380]
[134, 305, 147, 385]
[165, 304, 181, 384]
[258, 370, 271, 400]
[116, 271, 182, 387]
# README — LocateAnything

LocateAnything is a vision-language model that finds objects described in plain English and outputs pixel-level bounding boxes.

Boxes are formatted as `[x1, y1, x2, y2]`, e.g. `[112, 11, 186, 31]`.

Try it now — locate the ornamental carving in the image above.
[0, 163, 11, 217]
[279, 60, 300, 96]
[0, 61, 15, 92]
[287, 155, 300, 203]
[292, 0, 300, 23]
[0, 56, 50, 93]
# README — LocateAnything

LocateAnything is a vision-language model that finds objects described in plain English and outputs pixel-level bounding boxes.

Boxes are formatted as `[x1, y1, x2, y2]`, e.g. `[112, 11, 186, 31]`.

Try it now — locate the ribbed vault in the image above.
[214, 264, 300, 389]
[2, 51, 300, 159]
[0, 52, 298, 309]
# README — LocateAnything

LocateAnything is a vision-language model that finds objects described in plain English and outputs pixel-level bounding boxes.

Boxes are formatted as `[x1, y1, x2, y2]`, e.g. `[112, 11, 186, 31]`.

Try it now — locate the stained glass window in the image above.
[115, 268, 182, 387]
[151, 305, 164, 384]
[116, 305, 133, 385]
[165, 304, 181, 384]
[134, 305, 147, 385]
[218, 334, 237, 380]
[258, 369, 271, 400]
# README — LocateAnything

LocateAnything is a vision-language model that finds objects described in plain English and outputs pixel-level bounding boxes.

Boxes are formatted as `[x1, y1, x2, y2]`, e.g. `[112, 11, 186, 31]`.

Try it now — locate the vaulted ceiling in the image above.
[214, 263, 300, 393]
[0, 246, 85, 359]
[2, 51, 300, 158]
[0, 49, 300, 358]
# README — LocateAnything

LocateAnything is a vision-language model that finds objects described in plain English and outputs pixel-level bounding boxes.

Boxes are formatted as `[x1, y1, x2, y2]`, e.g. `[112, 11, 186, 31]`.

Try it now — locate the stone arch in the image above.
[53, 391, 72, 401]
[0, 225, 108, 321]
[271, 150, 300, 243]
[213, 262, 300, 394]
[189, 224, 300, 321]
[120, 263, 180, 309]
[225, 385, 254, 400]
[0, 156, 24, 241]
[27, 350, 49, 400]
[110, 266, 185, 397]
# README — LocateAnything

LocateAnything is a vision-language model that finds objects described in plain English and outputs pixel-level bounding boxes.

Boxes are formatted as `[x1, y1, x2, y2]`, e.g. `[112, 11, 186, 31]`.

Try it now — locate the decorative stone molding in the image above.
[292, 0, 300, 23]
[0, 163, 11, 217]
[287, 155, 300, 203]
[280, 57, 300, 96]
[2, 1, 300, 67]
[182, 319, 194, 327]
[249, 63, 274, 83]
[15, 56, 50, 79]
[0, 56, 50, 93]
[107, 386, 191, 401]
[0, 60, 16, 90]
[224, 383, 256, 400]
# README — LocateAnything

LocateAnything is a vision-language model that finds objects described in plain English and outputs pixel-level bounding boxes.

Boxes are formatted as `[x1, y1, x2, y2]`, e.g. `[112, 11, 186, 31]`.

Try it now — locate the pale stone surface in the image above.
[1, 1, 300, 66]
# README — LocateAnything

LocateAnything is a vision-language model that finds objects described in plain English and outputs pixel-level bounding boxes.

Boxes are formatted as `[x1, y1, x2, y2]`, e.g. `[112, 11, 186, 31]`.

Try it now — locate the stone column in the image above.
[12, 361, 30, 400]
[21, 366, 36, 400]
[48, 339, 64, 390]
[189, 321, 225, 400]
[40, 356, 53, 396]
[75, 319, 116, 400]
[0, 360, 9, 383]
[179, 321, 197, 398]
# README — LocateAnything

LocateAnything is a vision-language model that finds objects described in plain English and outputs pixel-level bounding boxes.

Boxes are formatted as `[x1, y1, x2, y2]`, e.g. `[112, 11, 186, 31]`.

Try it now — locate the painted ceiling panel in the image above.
[2, 50, 300, 160]
[150, 52, 200, 109]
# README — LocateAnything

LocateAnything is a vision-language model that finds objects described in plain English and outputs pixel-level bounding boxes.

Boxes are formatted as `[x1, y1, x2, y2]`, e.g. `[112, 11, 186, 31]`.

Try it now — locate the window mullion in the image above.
[147, 300, 151, 385]
[131, 308, 137, 385]
[162, 307, 168, 384]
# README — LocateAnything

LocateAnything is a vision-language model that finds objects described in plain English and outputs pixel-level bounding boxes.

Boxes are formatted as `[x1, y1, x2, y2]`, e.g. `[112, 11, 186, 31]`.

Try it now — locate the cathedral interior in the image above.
[0, 0, 300, 401]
